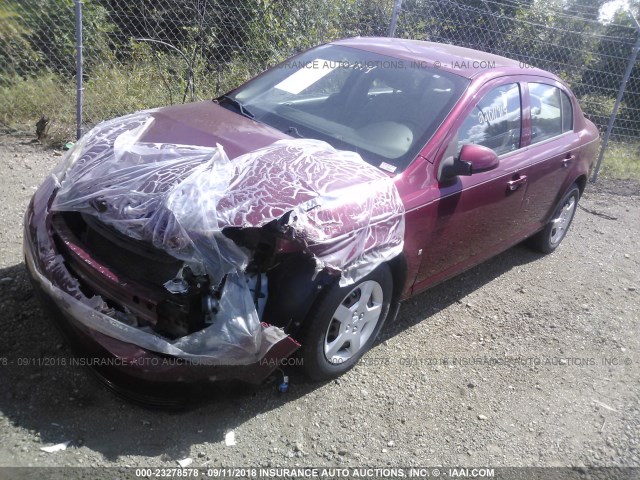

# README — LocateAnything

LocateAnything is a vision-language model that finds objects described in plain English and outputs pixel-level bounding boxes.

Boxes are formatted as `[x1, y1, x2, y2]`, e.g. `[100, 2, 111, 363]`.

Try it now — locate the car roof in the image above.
[331, 37, 557, 81]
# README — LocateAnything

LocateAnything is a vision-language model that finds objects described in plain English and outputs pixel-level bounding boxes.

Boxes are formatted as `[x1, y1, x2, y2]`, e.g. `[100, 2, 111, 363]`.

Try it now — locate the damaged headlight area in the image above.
[25, 111, 405, 371]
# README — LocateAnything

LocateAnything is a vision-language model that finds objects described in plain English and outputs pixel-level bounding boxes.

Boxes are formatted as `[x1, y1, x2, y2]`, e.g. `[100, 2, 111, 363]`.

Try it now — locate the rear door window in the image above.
[529, 83, 573, 144]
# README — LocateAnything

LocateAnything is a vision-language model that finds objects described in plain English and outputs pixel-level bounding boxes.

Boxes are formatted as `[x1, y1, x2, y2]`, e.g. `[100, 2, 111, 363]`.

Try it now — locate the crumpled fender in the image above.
[28, 111, 405, 366]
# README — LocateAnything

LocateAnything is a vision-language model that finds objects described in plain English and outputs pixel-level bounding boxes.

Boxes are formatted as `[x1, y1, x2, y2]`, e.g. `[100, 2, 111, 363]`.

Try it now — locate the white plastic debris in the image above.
[225, 430, 236, 446]
[177, 458, 193, 467]
[40, 441, 70, 453]
[592, 398, 618, 412]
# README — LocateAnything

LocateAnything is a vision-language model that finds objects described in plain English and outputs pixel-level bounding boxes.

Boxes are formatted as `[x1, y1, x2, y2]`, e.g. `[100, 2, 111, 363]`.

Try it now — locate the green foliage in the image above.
[83, 46, 185, 122]
[0, 72, 75, 141]
[600, 142, 640, 180]
[0, 0, 112, 80]
[0, 3, 38, 81]
[580, 94, 617, 126]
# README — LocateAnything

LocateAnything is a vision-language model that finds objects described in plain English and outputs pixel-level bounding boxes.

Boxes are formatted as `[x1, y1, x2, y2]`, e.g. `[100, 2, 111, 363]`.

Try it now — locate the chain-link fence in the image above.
[398, 0, 640, 140]
[1, 0, 639, 178]
[1, 0, 78, 140]
[78, 0, 394, 126]
[395, 0, 640, 179]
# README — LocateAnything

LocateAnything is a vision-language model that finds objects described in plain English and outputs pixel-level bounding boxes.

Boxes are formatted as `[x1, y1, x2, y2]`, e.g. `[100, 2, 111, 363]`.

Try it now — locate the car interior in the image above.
[231, 51, 467, 170]
[274, 67, 457, 161]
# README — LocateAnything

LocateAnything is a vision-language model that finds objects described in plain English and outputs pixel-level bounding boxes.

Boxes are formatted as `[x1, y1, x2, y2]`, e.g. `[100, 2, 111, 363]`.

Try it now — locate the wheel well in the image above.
[575, 175, 587, 197]
[262, 254, 335, 336]
[387, 254, 408, 307]
[265, 254, 408, 337]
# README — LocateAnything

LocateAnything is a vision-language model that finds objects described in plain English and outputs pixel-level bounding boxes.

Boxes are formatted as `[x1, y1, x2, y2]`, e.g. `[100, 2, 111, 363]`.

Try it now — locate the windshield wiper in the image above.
[215, 95, 255, 119]
[285, 126, 305, 138]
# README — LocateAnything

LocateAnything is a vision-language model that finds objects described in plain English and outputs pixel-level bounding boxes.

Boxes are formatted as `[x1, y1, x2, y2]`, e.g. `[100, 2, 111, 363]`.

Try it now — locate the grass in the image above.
[0, 72, 76, 144]
[0, 51, 257, 146]
[598, 142, 640, 181]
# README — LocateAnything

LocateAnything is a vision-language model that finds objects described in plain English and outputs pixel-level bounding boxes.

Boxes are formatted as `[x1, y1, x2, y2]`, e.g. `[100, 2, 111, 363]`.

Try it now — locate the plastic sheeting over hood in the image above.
[52, 111, 406, 286]
[35, 110, 405, 365]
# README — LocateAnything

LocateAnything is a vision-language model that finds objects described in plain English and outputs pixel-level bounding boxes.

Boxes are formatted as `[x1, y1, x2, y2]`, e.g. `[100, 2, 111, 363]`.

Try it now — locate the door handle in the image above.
[507, 175, 527, 191]
[562, 155, 576, 167]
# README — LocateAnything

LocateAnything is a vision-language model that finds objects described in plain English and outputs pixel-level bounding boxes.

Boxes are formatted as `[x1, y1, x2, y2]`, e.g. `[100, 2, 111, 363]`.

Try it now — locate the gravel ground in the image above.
[0, 134, 638, 469]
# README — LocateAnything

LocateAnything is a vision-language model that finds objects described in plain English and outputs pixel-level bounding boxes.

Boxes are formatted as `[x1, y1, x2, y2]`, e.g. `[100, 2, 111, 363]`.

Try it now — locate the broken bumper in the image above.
[23, 176, 300, 392]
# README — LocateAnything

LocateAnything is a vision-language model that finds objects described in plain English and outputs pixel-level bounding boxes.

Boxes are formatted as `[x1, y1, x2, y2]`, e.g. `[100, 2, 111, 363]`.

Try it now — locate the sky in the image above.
[599, 0, 631, 21]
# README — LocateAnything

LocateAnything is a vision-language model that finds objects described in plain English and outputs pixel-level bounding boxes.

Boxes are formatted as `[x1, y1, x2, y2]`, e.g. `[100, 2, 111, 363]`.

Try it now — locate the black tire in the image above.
[527, 183, 580, 254]
[300, 264, 393, 381]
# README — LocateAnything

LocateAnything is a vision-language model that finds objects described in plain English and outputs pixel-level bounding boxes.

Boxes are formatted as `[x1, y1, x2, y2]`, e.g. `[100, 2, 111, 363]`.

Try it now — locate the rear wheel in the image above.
[528, 183, 580, 253]
[300, 264, 392, 381]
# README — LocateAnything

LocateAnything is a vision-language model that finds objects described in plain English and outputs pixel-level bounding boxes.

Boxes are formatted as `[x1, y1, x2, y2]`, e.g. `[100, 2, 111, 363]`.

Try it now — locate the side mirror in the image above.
[459, 143, 499, 174]
[437, 144, 500, 182]
[438, 156, 472, 182]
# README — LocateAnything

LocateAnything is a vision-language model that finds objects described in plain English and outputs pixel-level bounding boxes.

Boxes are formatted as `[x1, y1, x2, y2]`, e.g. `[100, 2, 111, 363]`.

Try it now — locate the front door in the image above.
[413, 80, 530, 289]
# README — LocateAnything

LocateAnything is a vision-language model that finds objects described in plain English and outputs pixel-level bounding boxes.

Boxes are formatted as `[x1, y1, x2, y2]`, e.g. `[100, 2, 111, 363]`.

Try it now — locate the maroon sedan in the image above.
[24, 38, 599, 397]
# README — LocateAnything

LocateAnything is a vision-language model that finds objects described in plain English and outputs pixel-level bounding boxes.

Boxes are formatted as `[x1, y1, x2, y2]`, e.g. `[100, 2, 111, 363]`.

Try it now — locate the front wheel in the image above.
[300, 264, 392, 381]
[527, 183, 580, 253]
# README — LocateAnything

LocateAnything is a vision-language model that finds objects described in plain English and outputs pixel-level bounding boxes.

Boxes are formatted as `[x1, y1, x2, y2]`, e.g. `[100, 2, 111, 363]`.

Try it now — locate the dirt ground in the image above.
[0, 134, 638, 470]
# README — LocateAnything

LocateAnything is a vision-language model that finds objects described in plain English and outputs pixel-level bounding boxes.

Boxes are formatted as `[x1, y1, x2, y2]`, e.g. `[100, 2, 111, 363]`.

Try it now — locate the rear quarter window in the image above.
[561, 90, 573, 132]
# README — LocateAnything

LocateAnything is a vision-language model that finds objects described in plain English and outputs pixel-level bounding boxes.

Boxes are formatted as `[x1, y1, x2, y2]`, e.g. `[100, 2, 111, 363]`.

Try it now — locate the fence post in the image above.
[592, 17, 640, 182]
[388, 0, 403, 37]
[75, 0, 84, 140]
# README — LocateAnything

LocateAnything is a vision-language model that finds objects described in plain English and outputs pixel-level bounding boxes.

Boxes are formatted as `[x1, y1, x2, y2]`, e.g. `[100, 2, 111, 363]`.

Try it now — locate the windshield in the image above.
[223, 44, 469, 172]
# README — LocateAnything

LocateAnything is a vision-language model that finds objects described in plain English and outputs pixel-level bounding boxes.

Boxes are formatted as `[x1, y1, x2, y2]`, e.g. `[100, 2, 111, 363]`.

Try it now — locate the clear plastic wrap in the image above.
[27, 111, 405, 365]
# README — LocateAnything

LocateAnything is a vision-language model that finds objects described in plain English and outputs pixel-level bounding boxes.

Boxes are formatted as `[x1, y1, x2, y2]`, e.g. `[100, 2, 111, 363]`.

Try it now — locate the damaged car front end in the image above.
[24, 109, 405, 397]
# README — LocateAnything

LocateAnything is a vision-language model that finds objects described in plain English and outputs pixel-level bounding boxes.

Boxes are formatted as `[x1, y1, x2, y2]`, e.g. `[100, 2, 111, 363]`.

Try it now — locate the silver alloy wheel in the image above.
[549, 195, 577, 246]
[323, 280, 384, 364]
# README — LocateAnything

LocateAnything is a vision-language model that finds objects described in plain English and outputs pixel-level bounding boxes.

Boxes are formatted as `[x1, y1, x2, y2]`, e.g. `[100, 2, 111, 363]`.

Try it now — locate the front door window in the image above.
[455, 83, 522, 156]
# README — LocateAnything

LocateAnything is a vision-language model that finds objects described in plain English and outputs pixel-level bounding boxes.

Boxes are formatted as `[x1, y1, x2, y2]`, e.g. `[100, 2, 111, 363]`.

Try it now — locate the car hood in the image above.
[139, 101, 291, 159]
[50, 108, 405, 286]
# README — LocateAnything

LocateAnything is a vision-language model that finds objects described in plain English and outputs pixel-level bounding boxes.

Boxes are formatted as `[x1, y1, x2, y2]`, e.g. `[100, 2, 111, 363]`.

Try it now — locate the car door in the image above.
[516, 80, 580, 228]
[413, 79, 532, 289]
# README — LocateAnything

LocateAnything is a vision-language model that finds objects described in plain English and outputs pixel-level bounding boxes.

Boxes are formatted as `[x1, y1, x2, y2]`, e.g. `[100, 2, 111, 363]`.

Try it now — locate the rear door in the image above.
[517, 80, 580, 228]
